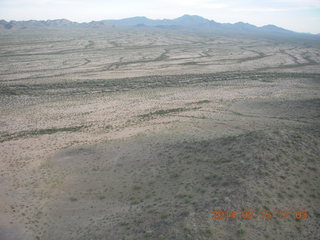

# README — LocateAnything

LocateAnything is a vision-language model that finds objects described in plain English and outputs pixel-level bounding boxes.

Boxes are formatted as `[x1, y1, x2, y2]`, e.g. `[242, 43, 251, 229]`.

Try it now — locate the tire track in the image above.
[0, 58, 91, 77]
[105, 49, 169, 71]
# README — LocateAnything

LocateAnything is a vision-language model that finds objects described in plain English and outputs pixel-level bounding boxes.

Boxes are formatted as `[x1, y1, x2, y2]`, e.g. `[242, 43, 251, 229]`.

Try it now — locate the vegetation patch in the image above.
[0, 125, 87, 142]
[2, 72, 320, 97]
[180, 61, 198, 65]
[139, 107, 190, 119]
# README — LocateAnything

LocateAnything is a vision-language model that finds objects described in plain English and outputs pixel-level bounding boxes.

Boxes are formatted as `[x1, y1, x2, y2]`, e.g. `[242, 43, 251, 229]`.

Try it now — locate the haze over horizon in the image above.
[0, 0, 319, 34]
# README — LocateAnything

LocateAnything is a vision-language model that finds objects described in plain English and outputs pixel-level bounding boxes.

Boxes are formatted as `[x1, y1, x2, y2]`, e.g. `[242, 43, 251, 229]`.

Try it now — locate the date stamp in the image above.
[211, 210, 309, 220]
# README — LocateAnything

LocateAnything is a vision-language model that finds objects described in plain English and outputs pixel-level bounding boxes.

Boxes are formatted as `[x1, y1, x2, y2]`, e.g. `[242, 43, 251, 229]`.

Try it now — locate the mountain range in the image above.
[102, 15, 293, 33]
[1, 15, 319, 39]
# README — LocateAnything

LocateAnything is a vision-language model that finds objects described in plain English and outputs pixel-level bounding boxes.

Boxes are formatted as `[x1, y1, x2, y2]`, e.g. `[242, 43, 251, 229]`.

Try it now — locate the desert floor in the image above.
[1, 28, 320, 240]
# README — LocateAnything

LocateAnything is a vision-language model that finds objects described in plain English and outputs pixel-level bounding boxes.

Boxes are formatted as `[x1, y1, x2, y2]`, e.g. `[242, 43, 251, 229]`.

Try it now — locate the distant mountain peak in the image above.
[126, 16, 149, 20]
[174, 15, 210, 25]
[261, 24, 291, 33]
[176, 14, 207, 20]
[234, 21, 253, 26]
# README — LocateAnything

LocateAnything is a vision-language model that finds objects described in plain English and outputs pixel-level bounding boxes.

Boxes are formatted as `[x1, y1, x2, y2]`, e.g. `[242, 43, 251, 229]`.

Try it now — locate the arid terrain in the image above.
[0, 27, 320, 240]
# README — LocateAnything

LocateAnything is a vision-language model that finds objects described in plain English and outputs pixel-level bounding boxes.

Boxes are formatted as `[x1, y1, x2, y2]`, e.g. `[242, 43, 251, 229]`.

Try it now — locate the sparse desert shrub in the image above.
[132, 184, 141, 191]
[98, 194, 106, 200]
[69, 196, 77, 202]
[237, 228, 246, 237]
[160, 213, 168, 219]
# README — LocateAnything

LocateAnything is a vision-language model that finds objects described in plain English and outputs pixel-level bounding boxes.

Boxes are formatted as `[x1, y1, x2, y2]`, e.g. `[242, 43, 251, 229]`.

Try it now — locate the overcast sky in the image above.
[0, 0, 319, 33]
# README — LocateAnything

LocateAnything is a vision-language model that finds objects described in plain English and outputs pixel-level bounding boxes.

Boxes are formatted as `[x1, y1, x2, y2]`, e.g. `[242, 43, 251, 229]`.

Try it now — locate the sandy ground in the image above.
[0, 28, 320, 239]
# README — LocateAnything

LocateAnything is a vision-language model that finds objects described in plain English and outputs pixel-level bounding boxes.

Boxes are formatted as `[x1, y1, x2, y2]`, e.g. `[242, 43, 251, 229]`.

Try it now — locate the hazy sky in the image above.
[0, 0, 319, 33]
